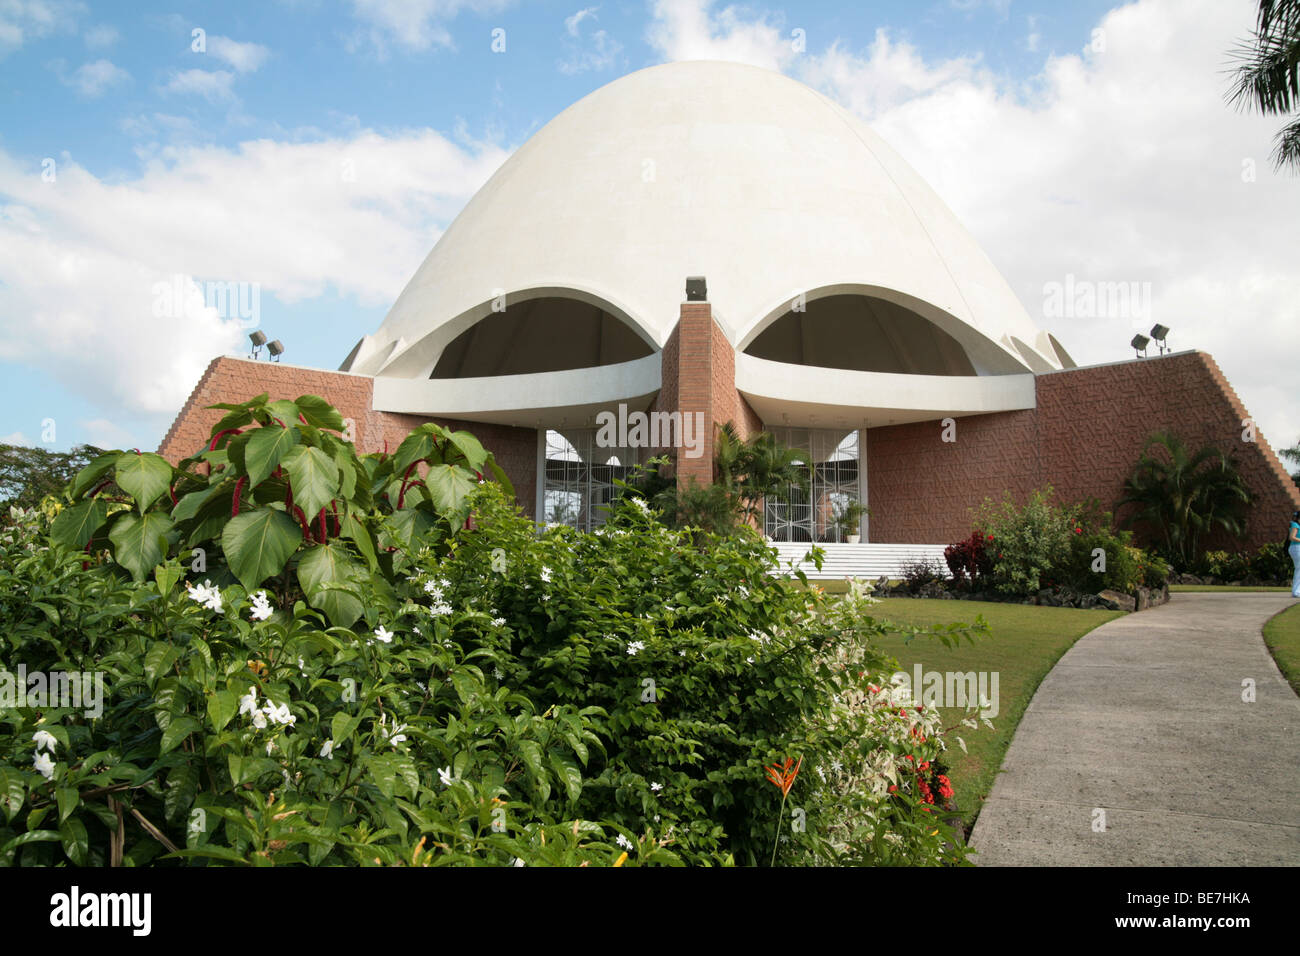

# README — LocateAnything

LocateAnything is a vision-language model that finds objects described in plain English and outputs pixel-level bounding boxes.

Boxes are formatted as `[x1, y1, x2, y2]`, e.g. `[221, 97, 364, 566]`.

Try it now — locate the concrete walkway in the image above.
[969, 593, 1300, 866]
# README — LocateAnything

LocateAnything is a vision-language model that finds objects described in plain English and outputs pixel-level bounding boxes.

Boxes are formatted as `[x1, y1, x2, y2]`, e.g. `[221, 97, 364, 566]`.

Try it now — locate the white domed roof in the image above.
[348, 60, 1062, 379]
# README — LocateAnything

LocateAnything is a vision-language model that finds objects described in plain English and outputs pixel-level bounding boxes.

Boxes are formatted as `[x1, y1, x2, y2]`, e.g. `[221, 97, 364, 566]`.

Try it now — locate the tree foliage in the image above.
[1229, 0, 1300, 172]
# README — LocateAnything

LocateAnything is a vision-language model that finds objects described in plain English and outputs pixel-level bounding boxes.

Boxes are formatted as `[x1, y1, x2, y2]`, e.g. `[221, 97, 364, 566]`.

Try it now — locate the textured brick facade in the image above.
[161, 345, 1295, 554]
[655, 302, 762, 489]
[866, 351, 1300, 548]
[157, 357, 537, 518]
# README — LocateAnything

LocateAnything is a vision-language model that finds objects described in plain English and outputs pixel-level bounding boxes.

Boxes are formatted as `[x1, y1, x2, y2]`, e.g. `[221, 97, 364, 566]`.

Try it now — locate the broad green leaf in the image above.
[109, 512, 174, 582]
[164, 764, 198, 825]
[0, 768, 25, 822]
[424, 464, 477, 515]
[443, 430, 489, 472]
[381, 508, 436, 550]
[160, 716, 202, 755]
[50, 499, 109, 550]
[222, 508, 301, 591]
[282, 445, 339, 521]
[295, 394, 346, 432]
[207, 689, 240, 733]
[296, 544, 363, 627]
[264, 399, 300, 428]
[59, 817, 88, 865]
[341, 513, 378, 571]
[68, 450, 120, 499]
[548, 752, 583, 803]
[114, 451, 174, 513]
[392, 428, 438, 478]
[331, 711, 362, 745]
[56, 788, 78, 824]
[242, 424, 300, 488]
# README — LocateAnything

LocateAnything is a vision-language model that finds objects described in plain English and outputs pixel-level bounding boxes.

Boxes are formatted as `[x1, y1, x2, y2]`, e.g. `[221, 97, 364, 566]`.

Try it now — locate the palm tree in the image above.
[1118, 431, 1253, 568]
[1228, 0, 1300, 172]
[1280, 439, 1300, 487]
[713, 423, 809, 526]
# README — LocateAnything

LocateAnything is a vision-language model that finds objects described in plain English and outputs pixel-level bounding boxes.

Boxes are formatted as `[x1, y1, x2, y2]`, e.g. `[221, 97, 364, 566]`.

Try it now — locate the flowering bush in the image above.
[973, 488, 1075, 594]
[0, 395, 983, 867]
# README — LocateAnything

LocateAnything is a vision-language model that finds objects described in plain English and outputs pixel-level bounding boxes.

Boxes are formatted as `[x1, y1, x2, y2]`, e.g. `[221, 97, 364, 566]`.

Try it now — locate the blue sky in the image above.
[0, 0, 1295, 455]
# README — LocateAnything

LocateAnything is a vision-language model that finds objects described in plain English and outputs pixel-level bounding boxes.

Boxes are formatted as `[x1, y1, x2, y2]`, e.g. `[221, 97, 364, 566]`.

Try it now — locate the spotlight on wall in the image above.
[248, 330, 267, 359]
[1150, 324, 1170, 354]
[1131, 333, 1150, 358]
[685, 276, 707, 302]
[267, 339, 284, 362]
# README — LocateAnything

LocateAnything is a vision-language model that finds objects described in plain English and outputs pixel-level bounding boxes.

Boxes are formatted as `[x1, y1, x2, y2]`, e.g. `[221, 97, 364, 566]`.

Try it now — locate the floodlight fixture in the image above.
[248, 330, 267, 359]
[1149, 324, 1170, 354]
[1131, 333, 1149, 358]
[685, 276, 707, 301]
[267, 339, 284, 362]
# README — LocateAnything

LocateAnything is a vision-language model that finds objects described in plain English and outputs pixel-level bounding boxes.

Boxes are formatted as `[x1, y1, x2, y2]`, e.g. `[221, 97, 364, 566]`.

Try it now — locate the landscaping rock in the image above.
[1097, 589, 1136, 612]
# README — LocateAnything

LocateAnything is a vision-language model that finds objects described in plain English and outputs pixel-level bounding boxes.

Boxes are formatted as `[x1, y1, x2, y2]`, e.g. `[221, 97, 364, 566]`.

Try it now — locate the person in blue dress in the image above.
[1290, 511, 1300, 598]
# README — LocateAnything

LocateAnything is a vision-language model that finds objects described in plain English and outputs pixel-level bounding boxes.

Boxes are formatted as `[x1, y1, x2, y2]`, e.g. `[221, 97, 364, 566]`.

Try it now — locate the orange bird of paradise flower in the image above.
[764, 756, 802, 797]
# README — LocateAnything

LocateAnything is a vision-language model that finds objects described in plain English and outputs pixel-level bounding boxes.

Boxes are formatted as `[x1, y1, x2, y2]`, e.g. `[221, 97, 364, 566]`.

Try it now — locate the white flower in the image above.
[378, 714, 408, 747]
[438, 765, 454, 787]
[248, 590, 273, 622]
[33, 751, 55, 780]
[373, 625, 394, 644]
[320, 740, 334, 760]
[251, 709, 268, 730]
[429, 600, 452, 617]
[264, 701, 295, 727]
[629, 497, 649, 512]
[239, 687, 259, 717]
[650, 782, 663, 792]
[491, 616, 506, 627]
[512, 857, 526, 867]
[540, 566, 552, 583]
[626, 640, 645, 656]
[492, 668, 503, 680]
[412, 626, 421, 635]
[186, 579, 224, 614]
[615, 833, 632, 850]
[31, 729, 57, 753]
[423, 579, 443, 595]
[265, 740, 276, 755]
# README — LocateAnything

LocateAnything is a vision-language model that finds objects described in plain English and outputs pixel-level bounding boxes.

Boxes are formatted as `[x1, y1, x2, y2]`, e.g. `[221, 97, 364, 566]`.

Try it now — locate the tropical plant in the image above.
[714, 423, 809, 526]
[1228, 0, 1300, 173]
[1117, 432, 1252, 569]
[46, 392, 511, 628]
[973, 487, 1074, 595]
[833, 500, 869, 537]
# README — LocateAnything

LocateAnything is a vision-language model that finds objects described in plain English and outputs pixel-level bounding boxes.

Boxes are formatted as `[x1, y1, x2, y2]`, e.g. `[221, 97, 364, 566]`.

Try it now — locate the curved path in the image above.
[969, 592, 1300, 866]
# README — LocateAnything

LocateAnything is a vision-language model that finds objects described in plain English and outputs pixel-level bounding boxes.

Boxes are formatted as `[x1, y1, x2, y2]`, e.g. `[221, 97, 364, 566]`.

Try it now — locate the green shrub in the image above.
[974, 487, 1073, 595]
[0, 397, 984, 867]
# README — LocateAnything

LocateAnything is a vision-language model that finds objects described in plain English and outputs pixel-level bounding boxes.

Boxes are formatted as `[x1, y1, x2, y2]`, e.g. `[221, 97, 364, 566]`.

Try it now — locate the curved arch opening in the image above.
[743, 293, 978, 376]
[431, 296, 654, 379]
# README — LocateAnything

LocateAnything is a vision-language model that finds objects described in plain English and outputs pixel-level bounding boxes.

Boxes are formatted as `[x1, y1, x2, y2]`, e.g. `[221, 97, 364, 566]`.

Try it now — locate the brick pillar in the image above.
[670, 301, 729, 490]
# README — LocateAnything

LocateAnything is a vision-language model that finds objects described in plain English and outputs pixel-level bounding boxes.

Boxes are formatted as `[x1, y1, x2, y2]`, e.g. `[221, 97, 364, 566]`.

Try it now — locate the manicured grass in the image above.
[867, 598, 1122, 831]
[1170, 584, 1290, 593]
[1263, 602, 1300, 695]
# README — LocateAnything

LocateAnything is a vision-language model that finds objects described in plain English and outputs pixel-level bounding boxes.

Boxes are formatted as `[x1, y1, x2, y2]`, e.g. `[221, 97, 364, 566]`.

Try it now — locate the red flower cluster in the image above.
[937, 774, 954, 801]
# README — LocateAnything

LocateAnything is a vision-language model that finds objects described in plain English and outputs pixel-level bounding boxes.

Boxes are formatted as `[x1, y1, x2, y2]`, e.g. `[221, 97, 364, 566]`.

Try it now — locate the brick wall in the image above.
[865, 351, 1299, 548]
[157, 356, 537, 518]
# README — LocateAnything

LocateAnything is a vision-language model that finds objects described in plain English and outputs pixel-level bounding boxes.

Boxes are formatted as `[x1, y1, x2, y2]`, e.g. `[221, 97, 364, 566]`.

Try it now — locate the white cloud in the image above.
[207, 35, 269, 73]
[1025, 15, 1041, 53]
[82, 22, 117, 49]
[163, 68, 236, 102]
[79, 418, 133, 450]
[347, 0, 515, 54]
[565, 6, 597, 36]
[0, 131, 509, 421]
[560, 6, 621, 74]
[0, 431, 32, 446]
[646, 0, 792, 71]
[62, 57, 129, 97]
[0, 0, 83, 57]
[648, 0, 1300, 451]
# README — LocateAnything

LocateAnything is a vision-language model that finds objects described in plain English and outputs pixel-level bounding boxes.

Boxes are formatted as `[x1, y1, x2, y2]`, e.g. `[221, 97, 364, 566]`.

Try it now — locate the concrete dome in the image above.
[343, 59, 1066, 382]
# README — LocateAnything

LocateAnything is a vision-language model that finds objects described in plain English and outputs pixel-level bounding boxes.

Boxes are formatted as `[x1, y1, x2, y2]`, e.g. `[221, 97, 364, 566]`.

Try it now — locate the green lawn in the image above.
[867, 598, 1122, 832]
[1170, 584, 1290, 593]
[1263, 602, 1300, 695]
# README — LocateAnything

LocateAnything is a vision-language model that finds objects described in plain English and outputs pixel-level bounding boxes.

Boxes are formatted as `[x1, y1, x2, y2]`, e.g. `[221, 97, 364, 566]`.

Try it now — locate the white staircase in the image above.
[769, 542, 948, 580]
